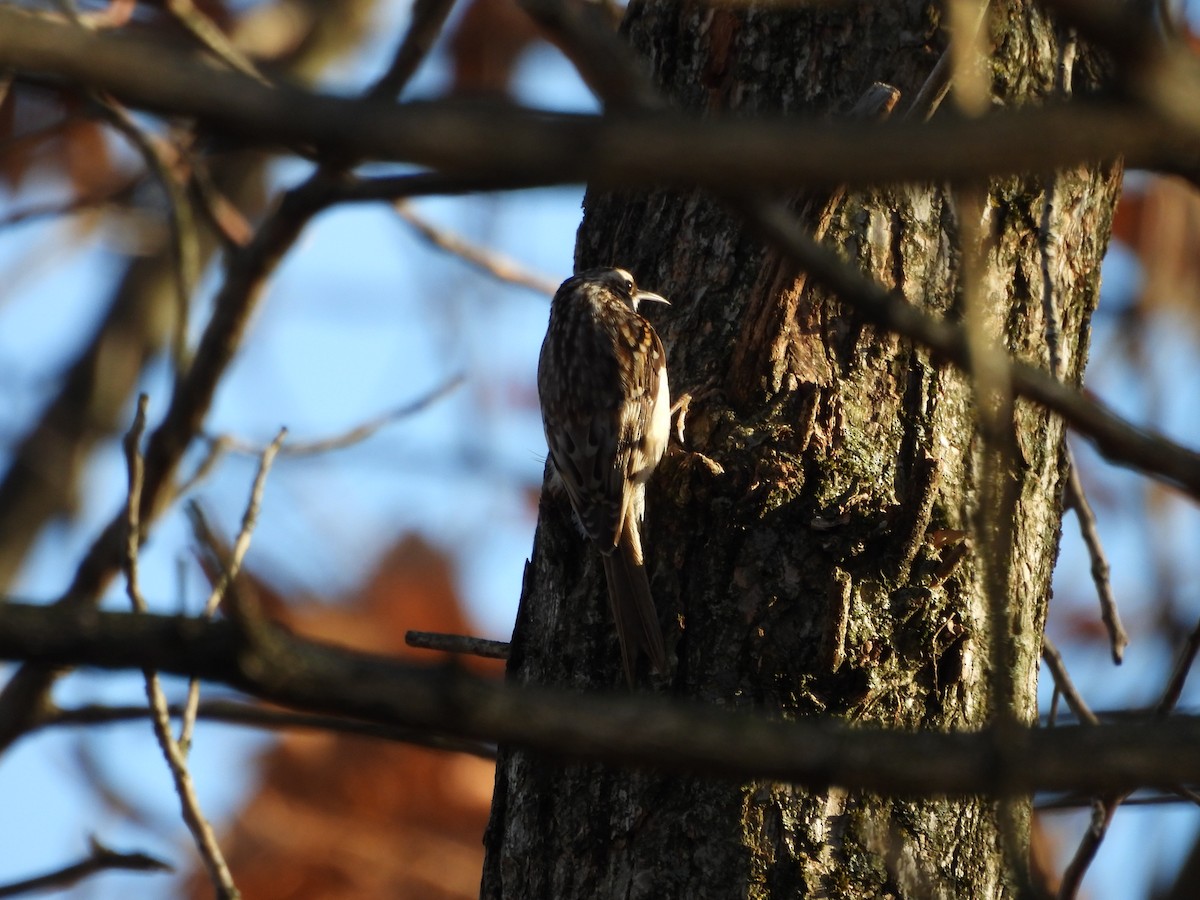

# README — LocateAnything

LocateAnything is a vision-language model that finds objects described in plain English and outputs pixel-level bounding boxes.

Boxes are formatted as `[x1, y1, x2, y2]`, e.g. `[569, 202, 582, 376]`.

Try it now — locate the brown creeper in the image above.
[537, 267, 671, 685]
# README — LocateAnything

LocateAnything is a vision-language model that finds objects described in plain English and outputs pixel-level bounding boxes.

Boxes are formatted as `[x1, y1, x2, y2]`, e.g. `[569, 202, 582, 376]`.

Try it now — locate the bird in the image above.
[537, 267, 671, 686]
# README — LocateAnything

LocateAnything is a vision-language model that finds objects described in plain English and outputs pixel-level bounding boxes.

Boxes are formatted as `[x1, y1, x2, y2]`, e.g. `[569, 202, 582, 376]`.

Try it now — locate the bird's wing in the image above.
[538, 305, 668, 553]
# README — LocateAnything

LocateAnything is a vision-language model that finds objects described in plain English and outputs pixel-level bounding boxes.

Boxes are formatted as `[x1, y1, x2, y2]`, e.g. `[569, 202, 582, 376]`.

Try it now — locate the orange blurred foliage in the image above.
[185, 536, 503, 900]
[448, 0, 542, 97]
[1112, 175, 1200, 322]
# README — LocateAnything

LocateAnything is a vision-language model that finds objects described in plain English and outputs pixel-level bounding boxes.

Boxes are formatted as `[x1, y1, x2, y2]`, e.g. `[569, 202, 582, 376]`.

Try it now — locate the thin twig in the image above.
[187, 153, 253, 249]
[1158, 619, 1200, 715]
[1172, 783, 1200, 806]
[945, 4, 1020, 722]
[405, 630, 511, 659]
[92, 93, 198, 374]
[202, 376, 465, 458]
[957, 182, 1021, 713]
[395, 203, 559, 297]
[145, 696, 240, 898]
[200, 429, 285, 618]
[178, 428, 285, 752]
[165, 0, 266, 83]
[905, 1, 992, 120]
[905, 48, 954, 120]
[520, 0, 662, 109]
[1064, 447, 1128, 664]
[174, 434, 232, 500]
[1038, 790, 1200, 811]
[122, 394, 151, 613]
[1054, 783, 1200, 892]
[1041, 636, 1099, 726]
[36, 699, 498, 759]
[122, 396, 240, 900]
[1042, 634, 1125, 899]
[0, 838, 170, 899]
[365, 0, 458, 102]
[1058, 795, 1125, 900]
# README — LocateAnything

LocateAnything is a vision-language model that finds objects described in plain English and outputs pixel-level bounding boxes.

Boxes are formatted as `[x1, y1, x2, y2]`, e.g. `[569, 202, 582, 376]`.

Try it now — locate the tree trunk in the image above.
[483, 2, 1120, 897]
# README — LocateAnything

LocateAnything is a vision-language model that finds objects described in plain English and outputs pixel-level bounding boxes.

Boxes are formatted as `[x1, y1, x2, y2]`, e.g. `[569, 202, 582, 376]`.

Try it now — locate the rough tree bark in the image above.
[484, 2, 1120, 897]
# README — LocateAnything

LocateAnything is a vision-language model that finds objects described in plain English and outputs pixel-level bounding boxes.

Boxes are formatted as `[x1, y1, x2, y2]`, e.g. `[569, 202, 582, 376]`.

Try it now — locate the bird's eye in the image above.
[624, 279, 634, 294]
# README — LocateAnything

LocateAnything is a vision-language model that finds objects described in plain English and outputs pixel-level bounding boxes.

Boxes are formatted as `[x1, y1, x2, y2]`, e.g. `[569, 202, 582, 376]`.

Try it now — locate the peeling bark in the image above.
[484, 2, 1120, 897]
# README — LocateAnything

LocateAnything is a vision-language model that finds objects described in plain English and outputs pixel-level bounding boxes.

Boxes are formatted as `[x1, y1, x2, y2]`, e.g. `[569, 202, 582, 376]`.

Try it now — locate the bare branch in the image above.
[38, 699, 497, 760]
[0, 838, 170, 899]
[1058, 798, 1122, 900]
[187, 154, 253, 249]
[1157, 619, 1200, 715]
[946, 0, 991, 116]
[333, 172, 565, 204]
[122, 396, 240, 900]
[395, 203, 559, 297]
[6, 601, 1200, 798]
[1042, 635, 1127, 899]
[519, 0, 662, 110]
[2, 9, 1199, 190]
[905, 0, 992, 121]
[199, 429, 285, 620]
[202, 376, 466, 458]
[92, 93, 199, 371]
[405, 630, 512, 660]
[164, 0, 266, 84]
[1039, 791, 1200, 811]
[122, 394, 151, 615]
[77, 0, 136, 30]
[1041, 636, 1100, 726]
[178, 428, 284, 752]
[365, 0, 458, 102]
[1064, 448, 1128, 664]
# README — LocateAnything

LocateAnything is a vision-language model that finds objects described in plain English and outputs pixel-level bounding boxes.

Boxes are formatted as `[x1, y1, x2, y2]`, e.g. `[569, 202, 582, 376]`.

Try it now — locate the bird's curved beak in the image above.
[635, 290, 670, 308]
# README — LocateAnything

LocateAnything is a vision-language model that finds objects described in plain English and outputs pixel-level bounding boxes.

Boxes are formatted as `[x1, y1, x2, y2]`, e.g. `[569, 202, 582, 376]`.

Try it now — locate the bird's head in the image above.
[562, 267, 670, 312]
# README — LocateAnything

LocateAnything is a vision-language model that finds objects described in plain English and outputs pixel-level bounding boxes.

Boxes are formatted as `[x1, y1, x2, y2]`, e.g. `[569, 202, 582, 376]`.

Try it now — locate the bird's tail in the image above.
[602, 519, 667, 686]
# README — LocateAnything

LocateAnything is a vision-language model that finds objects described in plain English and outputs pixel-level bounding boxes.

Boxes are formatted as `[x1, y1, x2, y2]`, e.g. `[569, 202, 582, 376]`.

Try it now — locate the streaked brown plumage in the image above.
[537, 267, 670, 685]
